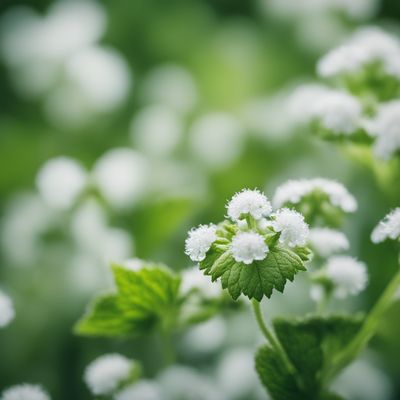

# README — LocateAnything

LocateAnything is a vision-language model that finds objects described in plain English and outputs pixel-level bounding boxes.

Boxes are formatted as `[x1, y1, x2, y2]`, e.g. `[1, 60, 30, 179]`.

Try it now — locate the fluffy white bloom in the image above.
[185, 225, 217, 262]
[36, 157, 87, 210]
[317, 26, 400, 79]
[227, 189, 272, 221]
[121, 258, 144, 272]
[92, 148, 148, 209]
[272, 208, 309, 247]
[84, 353, 133, 395]
[365, 101, 400, 160]
[309, 228, 349, 257]
[0, 290, 15, 328]
[326, 256, 368, 298]
[371, 208, 400, 243]
[180, 266, 222, 298]
[273, 178, 357, 213]
[115, 381, 162, 400]
[230, 231, 269, 264]
[1, 384, 50, 400]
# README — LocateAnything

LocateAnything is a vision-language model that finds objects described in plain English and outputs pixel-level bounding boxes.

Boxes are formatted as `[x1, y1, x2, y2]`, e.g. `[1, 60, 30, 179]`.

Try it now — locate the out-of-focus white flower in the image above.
[188, 113, 244, 169]
[317, 26, 400, 79]
[231, 231, 269, 264]
[36, 157, 87, 210]
[180, 266, 222, 298]
[273, 208, 309, 247]
[0, 290, 15, 328]
[1, 384, 50, 400]
[130, 105, 182, 157]
[84, 354, 134, 396]
[227, 189, 272, 222]
[365, 101, 400, 160]
[115, 381, 162, 400]
[121, 258, 144, 272]
[273, 178, 357, 213]
[92, 148, 149, 209]
[309, 228, 349, 257]
[371, 208, 400, 243]
[185, 225, 217, 262]
[140, 64, 197, 113]
[326, 256, 368, 298]
[158, 366, 223, 400]
[310, 284, 325, 302]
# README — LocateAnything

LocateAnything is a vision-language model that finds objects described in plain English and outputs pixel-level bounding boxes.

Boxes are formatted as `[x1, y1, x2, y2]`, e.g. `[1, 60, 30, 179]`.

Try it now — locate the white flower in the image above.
[230, 231, 269, 264]
[365, 101, 400, 160]
[273, 178, 357, 213]
[84, 353, 133, 395]
[36, 157, 87, 210]
[115, 381, 162, 400]
[180, 267, 222, 298]
[371, 208, 400, 243]
[310, 284, 324, 302]
[317, 26, 400, 79]
[326, 256, 368, 298]
[272, 208, 309, 247]
[1, 384, 50, 400]
[0, 290, 15, 328]
[227, 189, 272, 221]
[121, 258, 144, 272]
[309, 228, 349, 257]
[185, 225, 217, 262]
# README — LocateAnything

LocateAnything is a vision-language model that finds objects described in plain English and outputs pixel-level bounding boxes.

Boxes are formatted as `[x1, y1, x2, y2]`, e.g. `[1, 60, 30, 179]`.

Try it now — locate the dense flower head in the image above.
[185, 224, 217, 262]
[227, 189, 272, 222]
[371, 208, 400, 243]
[309, 228, 349, 257]
[0, 290, 15, 328]
[115, 380, 162, 400]
[326, 256, 368, 298]
[365, 101, 400, 160]
[84, 353, 133, 395]
[181, 266, 222, 298]
[272, 208, 309, 247]
[273, 178, 357, 213]
[1, 384, 50, 400]
[317, 26, 400, 79]
[230, 231, 269, 264]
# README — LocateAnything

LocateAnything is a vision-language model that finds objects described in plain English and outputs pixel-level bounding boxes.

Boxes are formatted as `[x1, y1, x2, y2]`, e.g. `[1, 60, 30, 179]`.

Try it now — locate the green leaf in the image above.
[201, 242, 306, 301]
[255, 345, 305, 400]
[272, 314, 364, 394]
[75, 263, 181, 337]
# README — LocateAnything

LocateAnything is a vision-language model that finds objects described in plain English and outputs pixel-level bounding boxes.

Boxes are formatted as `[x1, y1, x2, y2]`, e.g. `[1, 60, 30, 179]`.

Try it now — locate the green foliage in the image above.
[256, 314, 364, 400]
[75, 263, 181, 337]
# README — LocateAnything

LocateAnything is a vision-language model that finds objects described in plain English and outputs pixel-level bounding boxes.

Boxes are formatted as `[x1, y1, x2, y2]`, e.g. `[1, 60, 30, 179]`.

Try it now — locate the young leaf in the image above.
[75, 263, 181, 337]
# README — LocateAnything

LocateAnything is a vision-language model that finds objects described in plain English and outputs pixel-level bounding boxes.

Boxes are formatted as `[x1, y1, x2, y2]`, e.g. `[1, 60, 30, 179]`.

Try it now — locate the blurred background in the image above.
[0, 0, 399, 399]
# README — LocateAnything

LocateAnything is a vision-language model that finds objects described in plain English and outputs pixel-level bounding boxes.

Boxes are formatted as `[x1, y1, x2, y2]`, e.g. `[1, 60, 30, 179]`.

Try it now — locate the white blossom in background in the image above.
[371, 208, 400, 243]
[231, 231, 269, 264]
[310, 284, 325, 302]
[309, 228, 349, 257]
[92, 148, 149, 209]
[36, 157, 87, 210]
[180, 266, 222, 298]
[317, 26, 400, 79]
[273, 178, 357, 213]
[272, 208, 309, 247]
[0, 290, 15, 328]
[365, 101, 400, 160]
[130, 105, 183, 157]
[326, 256, 368, 298]
[1, 384, 50, 400]
[140, 64, 197, 113]
[188, 113, 244, 170]
[185, 225, 217, 262]
[115, 381, 162, 400]
[100, 228, 133, 265]
[121, 258, 145, 272]
[227, 189, 272, 221]
[84, 354, 134, 396]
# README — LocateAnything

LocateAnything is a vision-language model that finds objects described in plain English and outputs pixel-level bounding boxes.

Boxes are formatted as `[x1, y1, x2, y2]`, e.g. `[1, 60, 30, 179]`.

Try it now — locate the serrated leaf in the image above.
[255, 345, 305, 400]
[75, 264, 181, 337]
[272, 314, 364, 394]
[201, 244, 306, 300]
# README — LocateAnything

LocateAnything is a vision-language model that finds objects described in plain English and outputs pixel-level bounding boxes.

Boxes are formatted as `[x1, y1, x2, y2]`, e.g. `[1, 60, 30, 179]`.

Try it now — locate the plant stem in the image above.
[325, 269, 400, 382]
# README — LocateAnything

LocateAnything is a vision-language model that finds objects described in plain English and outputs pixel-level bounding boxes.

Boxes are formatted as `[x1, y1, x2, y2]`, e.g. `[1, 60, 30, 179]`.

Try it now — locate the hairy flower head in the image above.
[185, 225, 217, 262]
[371, 208, 400, 243]
[230, 231, 269, 264]
[309, 228, 349, 258]
[272, 208, 309, 247]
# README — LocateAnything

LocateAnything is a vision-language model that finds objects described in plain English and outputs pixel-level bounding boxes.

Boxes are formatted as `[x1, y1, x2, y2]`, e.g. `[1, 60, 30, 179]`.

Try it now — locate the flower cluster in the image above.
[371, 208, 400, 243]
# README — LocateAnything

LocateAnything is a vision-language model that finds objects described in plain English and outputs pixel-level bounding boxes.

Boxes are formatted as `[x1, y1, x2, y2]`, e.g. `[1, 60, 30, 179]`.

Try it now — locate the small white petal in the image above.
[185, 225, 217, 262]
[273, 208, 309, 247]
[230, 231, 269, 264]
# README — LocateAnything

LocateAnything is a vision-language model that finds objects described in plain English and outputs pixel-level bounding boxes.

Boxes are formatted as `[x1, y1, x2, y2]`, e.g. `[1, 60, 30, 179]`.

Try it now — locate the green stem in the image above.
[161, 329, 175, 366]
[325, 269, 400, 382]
